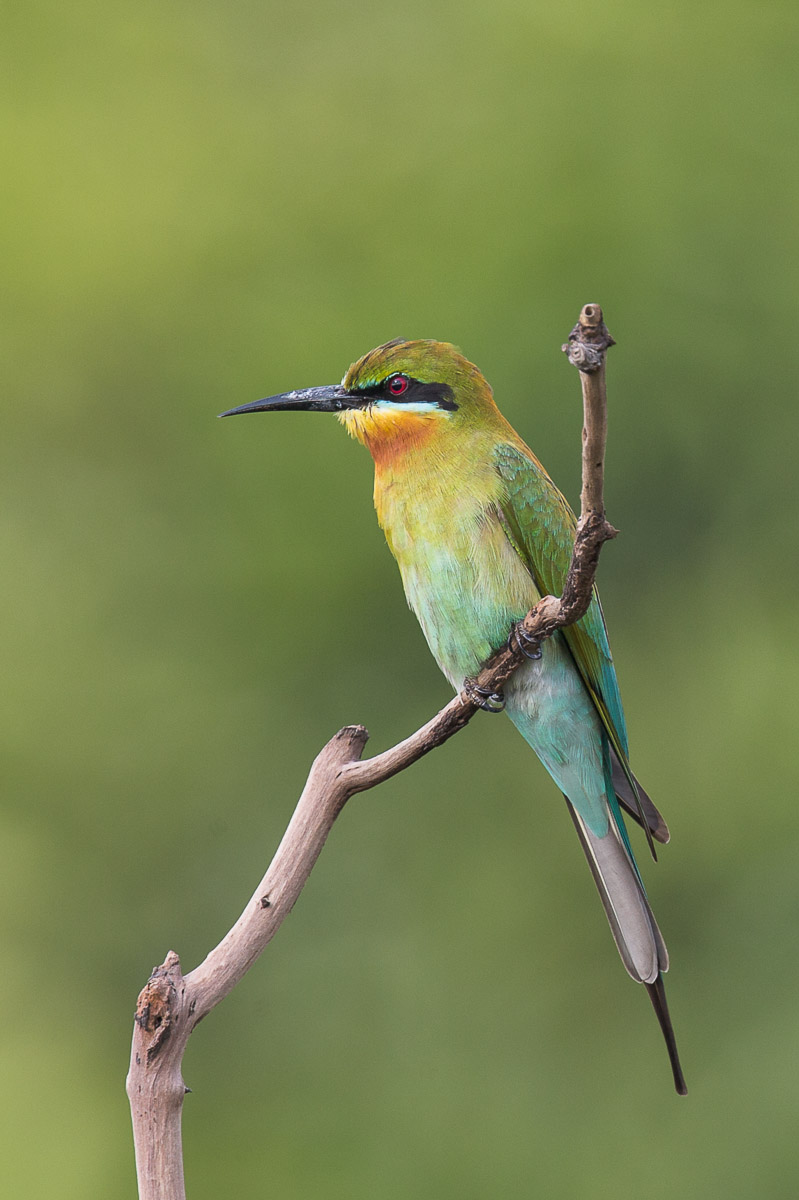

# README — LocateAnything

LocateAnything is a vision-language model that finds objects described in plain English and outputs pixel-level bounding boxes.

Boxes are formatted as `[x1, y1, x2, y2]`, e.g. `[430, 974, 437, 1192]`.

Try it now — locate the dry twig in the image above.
[126, 304, 616, 1200]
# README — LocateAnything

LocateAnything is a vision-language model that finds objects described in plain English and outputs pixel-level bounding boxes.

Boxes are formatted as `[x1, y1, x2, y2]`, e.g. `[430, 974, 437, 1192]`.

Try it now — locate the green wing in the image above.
[492, 442, 672, 855]
[494, 442, 630, 757]
[495, 443, 669, 848]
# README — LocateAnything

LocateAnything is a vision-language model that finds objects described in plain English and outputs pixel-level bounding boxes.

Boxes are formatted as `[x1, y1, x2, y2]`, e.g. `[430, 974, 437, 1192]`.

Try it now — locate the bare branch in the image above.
[127, 306, 616, 1199]
[127, 726, 368, 1200]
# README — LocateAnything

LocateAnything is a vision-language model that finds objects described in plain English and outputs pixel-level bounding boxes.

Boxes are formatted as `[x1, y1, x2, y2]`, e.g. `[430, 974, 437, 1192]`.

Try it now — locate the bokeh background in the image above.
[3, 1, 798, 1196]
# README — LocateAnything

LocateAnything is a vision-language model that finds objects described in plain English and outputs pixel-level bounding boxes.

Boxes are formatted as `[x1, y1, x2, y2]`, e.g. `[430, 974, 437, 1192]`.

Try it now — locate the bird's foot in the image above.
[463, 679, 506, 713]
[508, 622, 543, 660]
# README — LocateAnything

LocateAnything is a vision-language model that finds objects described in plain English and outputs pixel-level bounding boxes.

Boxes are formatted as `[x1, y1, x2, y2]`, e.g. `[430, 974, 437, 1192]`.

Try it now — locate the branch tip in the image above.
[564, 303, 616, 365]
[578, 303, 603, 330]
[335, 724, 370, 752]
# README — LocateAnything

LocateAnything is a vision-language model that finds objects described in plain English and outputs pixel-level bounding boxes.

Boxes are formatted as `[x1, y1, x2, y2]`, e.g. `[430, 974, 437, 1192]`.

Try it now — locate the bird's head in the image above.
[220, 339, 498, 462]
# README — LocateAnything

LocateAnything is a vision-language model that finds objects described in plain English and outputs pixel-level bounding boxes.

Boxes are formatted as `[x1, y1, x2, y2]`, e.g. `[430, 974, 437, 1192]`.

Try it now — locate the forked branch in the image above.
[126, 304, 617, 1200]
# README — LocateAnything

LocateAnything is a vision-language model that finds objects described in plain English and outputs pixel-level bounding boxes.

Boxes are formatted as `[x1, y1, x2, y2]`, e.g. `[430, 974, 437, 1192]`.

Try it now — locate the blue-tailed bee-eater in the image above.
[221, 338, 686, 1094]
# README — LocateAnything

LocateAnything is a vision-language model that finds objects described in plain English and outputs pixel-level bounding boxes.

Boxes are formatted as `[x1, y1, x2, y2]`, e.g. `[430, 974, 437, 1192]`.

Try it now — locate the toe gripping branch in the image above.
[463, 679, 506, 714]
[464, 621, 544, 715]
[508, 623, 543, 661]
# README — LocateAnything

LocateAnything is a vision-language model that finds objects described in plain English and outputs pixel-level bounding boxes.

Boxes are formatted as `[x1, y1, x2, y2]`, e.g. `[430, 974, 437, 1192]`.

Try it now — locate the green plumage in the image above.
[224, 336, 686, 1094]
[494, 442, 629, 754]
[493, 443, 646, 862]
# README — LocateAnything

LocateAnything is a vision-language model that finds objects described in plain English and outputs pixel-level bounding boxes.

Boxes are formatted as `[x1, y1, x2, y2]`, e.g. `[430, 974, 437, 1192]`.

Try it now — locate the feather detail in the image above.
[565, 798, 667, 983]
[611, 748, 670, 844]
[646, 974, 688, 1095]
[494, 442, 661, 859]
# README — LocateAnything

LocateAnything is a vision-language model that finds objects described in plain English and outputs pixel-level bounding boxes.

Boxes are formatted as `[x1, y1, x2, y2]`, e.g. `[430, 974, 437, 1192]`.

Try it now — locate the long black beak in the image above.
[219, 384, 360, 418]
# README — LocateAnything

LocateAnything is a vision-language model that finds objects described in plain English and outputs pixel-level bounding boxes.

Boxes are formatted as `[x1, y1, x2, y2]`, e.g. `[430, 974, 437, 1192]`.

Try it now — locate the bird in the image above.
[220, 338, 687, 1095]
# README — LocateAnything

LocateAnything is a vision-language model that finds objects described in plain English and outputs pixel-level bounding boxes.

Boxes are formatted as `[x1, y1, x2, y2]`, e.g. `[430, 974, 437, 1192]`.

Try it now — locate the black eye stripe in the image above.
[355, 377, 458, 412]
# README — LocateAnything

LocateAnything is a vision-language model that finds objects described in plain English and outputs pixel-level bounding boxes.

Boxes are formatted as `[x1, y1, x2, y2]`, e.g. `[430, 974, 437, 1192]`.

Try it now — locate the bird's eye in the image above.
[387, 374, 409, 396]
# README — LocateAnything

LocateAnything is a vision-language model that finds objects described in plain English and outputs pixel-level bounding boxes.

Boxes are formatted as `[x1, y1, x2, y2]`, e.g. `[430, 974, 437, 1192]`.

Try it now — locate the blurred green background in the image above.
[3, 1, 798, 1196]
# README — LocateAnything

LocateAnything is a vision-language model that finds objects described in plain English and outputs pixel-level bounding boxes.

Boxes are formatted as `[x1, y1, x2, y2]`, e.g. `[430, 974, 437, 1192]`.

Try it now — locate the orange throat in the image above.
[338, 405, 448, 468]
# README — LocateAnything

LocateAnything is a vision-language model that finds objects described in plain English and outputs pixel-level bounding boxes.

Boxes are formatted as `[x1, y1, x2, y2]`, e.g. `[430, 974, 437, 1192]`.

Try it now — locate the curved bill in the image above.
[219, 384, 360, 418]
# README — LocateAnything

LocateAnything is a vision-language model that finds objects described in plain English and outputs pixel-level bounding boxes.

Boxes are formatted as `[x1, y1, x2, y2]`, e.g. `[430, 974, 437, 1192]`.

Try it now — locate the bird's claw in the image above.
[463, 679, 506, 713]
[509, 623, 543, 660]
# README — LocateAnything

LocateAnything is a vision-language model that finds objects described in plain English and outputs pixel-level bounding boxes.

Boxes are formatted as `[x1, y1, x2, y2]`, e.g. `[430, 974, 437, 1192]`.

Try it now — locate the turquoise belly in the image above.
[396, 527, 610, 838]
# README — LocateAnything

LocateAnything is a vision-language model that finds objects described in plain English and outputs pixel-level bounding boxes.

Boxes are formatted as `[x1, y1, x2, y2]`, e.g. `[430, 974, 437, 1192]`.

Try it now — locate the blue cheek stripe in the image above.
[372, 400, 453, 415]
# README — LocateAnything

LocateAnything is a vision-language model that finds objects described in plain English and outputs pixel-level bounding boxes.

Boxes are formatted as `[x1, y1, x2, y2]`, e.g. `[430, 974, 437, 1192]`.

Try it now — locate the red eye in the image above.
[388, 374, 409, 396]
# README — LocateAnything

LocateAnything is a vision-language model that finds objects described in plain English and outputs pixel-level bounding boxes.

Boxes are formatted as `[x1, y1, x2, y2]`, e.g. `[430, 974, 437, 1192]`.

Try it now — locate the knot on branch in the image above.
[134, 953, 182, 1063]
[562, 302, 616, 371]
[576, 510, 619, 542]
[526, 595, 561, 627]
[563, 340, 604, 373]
